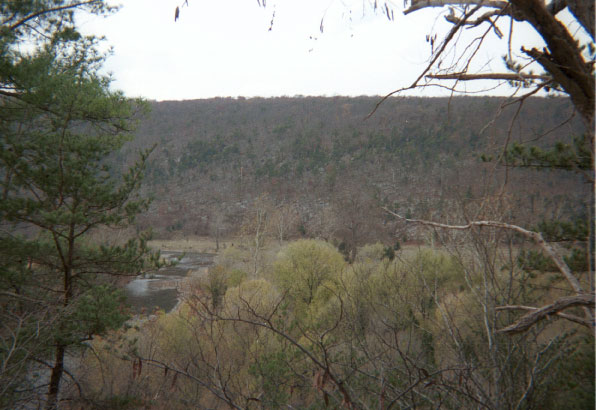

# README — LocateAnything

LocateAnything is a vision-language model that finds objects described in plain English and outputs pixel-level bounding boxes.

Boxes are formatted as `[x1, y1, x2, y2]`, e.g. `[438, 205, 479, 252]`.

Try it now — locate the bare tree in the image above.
[371, 0, 594, 129]
[209, 209, 226, 252]
[240, 195, 273, 276]
[269, 202, 298, 245]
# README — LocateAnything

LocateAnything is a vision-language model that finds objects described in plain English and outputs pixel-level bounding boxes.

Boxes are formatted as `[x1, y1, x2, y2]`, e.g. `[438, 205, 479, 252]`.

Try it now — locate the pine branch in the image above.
[7, 1, 103, 31]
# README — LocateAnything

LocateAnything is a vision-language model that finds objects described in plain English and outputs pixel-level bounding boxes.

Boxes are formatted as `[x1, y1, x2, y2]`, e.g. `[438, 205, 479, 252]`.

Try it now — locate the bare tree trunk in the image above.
[510, 0, 594, 129]
[252, 207, 266, 276]
[46, 344, 65, 410]
[45, 226, 74, 409]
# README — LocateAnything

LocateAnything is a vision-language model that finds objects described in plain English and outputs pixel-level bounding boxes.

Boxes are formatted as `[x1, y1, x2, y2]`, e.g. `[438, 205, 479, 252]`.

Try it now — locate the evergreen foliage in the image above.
[0, 2, 157, 408]
[504, 134, 593, 173]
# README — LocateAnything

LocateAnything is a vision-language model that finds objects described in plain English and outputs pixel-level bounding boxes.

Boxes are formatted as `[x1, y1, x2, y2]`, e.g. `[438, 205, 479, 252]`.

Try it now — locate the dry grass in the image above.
[148, 236, 236, 253]
[148, 236, 433, 257]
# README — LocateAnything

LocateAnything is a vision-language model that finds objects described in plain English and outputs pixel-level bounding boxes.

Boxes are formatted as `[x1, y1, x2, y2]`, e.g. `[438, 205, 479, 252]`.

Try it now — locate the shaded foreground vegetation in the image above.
[76, 236, 593, 409]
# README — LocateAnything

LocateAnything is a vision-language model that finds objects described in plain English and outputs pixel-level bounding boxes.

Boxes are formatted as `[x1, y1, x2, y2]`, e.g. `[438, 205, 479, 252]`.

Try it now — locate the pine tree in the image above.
[0, 2, 158, 408]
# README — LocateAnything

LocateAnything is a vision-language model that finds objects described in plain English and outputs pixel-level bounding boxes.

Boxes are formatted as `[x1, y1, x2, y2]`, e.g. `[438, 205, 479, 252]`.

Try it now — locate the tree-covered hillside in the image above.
[122, 96, 586, 248]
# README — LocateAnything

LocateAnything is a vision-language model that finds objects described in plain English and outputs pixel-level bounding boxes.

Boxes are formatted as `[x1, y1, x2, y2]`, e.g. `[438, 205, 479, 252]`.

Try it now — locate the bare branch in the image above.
[400, 0, 594, 129]
[566, 0, 595, 40]
[382, 207, 585, 296]
[367, 5, 482, 119]
[382, 207, 595, 332]
[497, 294, 595, 334]
[510, 0, 594, 128]
[128, 356, 244, 410]
[496, 304, 593, 328]
[7, 1, 104, 32]
[444, 9, 504, 37]
[404, 0, 507, 15]
[521, 46, 593, 128]
[0, 291, 46, 304]
[546, 0, 568, 16]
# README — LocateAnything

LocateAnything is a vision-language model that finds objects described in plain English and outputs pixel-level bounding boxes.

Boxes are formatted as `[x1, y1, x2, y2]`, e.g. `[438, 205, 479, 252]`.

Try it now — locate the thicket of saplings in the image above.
[75, 235, 592, 409]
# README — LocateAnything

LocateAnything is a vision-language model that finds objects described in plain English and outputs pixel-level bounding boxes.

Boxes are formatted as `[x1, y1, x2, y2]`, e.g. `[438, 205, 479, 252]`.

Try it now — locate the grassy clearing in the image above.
[148, 236, 437, 256]
[148, 237, 237, 253]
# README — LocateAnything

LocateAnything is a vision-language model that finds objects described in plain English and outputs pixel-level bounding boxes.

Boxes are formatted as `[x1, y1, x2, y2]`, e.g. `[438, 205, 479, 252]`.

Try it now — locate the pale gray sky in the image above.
[78, 0, 556, 101]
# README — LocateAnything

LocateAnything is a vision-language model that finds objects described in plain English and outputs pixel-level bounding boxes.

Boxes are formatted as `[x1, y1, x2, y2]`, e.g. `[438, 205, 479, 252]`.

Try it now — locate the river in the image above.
[124, 251, 214, 313]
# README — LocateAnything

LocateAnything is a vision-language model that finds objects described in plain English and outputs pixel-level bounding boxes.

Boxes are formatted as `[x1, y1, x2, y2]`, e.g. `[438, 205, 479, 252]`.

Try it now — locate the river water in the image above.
[124, 251, 214, 313]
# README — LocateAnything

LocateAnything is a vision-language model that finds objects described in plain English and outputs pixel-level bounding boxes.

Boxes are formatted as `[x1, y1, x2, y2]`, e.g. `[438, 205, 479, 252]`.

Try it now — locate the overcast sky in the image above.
[77, 0, 554, 101]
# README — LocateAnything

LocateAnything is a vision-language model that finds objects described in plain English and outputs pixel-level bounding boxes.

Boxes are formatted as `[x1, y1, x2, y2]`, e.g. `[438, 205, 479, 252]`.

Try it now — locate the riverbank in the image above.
[148, 237, 235, 254]
[124, 250, 214, 314]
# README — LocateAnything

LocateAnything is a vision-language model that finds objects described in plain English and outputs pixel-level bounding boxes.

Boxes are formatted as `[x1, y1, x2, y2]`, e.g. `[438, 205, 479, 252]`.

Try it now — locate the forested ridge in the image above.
[123, 96, 587, 244]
